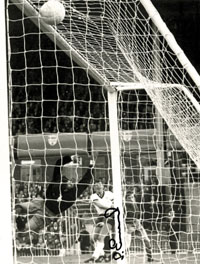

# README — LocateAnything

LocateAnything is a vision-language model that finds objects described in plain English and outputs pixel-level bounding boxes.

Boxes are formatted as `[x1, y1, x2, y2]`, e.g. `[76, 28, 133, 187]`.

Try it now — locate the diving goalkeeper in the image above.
[15, 155, 93, 232]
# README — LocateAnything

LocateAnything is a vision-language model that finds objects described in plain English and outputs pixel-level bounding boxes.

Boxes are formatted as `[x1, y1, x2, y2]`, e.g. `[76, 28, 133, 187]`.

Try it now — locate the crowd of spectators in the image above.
[11, 80, 155, 136]
[10, 10, 155, 136]
[15, 182, 44, 203]
[11, 82, 110, 135]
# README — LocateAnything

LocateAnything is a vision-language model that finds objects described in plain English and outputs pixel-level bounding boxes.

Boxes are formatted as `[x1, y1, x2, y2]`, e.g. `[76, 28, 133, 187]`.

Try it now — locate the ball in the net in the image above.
[39, 0, 65, 25]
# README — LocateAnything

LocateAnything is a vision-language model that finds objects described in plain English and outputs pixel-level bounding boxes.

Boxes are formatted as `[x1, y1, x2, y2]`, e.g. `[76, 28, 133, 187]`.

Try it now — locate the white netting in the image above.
[11, 0, 200, 168]
[118, 89, 200, 263]
[6, 0, 200, 264]
[146, 84, 200, 167]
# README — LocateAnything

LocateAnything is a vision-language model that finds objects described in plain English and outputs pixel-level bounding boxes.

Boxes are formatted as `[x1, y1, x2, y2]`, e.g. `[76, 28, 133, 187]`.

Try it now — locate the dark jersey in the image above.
[125, 197, 139, 223]
[16, 156, 93, 231]
[46, 156, 93, 214]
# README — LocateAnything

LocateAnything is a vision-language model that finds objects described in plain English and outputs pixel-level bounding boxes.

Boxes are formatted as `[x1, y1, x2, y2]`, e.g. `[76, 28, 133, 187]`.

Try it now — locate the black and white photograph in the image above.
[1, 0, 200, 263]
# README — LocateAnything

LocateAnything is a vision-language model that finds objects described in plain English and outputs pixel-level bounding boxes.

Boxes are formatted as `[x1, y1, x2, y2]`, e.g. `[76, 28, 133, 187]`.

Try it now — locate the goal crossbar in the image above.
[141, 0, 200, 89]
[11, 0, 200, 89]
[6, 0, 200, 262]
[10, 0, 200, 169]
[113, 81, 200, 113]
[10, 0, 115, 93]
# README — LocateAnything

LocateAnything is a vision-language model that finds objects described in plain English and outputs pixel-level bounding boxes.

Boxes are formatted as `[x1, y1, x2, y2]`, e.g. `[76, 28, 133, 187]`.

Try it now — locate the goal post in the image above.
[9, 0, 114, 92]
[0, 1, 13, 262]
[10, 0, 200, 170]
[5, 0, 200, 263]
[107, 91, 126, 263]
[140, 0, 200, 88]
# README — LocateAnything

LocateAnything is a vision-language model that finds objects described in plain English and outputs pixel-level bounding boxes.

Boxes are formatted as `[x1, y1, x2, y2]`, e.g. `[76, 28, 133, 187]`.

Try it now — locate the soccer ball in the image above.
[39, 0, 65, 25]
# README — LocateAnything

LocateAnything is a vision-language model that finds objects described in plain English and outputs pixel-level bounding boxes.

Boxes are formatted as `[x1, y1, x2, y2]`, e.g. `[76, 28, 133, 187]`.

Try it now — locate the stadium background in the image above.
[9, 0, 200, 258]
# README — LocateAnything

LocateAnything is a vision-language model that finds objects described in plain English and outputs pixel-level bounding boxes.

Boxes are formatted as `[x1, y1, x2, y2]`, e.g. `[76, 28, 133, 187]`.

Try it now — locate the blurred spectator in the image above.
[36, 235, 46, 256]
[77, 224, 91, 254]
[17, 233, 31, 256]
[10, 12, 155, 136]
[11, 73, 154, 135]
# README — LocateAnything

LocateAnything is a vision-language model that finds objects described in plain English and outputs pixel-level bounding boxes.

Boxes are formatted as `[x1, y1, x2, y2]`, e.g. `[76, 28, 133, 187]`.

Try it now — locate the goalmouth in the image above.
[4, 0, 200, 264]
[10, 0, 200, 170]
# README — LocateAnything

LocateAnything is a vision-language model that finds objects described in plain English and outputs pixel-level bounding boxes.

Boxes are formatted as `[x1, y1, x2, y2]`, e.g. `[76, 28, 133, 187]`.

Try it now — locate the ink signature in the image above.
[103, 207, 124, 260]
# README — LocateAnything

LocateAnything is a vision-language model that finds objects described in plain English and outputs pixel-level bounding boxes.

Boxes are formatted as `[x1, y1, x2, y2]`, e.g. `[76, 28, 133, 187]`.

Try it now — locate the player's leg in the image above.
[16, 214, 45, 234]
[104, 234, 112, 262]
[15, 203, 45, 232]
[85, 220, 112, 263]
[96, 220, 114, 262]
[136, 220, 153, 262]
[128, 219, 153, 262]
[85, 224, 104, 263]
[168, 225, 179, 254]
[97, 222, 112, 261]
[86, 223, 105, 262]
[125, 224, 133, 254]
[27, 214, 45, 231]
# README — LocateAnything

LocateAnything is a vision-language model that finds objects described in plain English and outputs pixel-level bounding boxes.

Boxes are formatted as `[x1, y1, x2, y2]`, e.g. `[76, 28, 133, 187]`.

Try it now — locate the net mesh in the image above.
[119, 90, 200, 261]
[6, 0, 200, 263]
[11, 0, 200, 168]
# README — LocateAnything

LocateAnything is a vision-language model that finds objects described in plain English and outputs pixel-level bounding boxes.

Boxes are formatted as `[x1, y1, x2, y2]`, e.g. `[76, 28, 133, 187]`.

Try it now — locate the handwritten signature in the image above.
[103, 207, 124, 260]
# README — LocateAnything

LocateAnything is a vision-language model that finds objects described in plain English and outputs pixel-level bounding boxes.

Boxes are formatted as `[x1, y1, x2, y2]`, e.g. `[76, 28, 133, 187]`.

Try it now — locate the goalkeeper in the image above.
[15, 155, 93, 232]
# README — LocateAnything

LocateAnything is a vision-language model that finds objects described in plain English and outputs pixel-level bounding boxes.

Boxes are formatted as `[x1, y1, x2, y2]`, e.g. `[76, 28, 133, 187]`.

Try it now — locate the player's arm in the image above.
[46, 155, 76, 199]
[77, 166, 93, 186]
[46, 155, 95, 215]
[52, 155, 72, 182]
[75, 156, 95, 197]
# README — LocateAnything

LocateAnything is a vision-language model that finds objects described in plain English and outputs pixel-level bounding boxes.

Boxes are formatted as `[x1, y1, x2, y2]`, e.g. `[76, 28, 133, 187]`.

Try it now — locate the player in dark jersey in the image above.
[125, 192, 154, 262]
[15, 155, 93, 232]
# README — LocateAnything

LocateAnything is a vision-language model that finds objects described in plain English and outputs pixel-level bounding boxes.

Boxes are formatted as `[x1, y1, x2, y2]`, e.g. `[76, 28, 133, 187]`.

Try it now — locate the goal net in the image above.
[6, 0, 200, 263]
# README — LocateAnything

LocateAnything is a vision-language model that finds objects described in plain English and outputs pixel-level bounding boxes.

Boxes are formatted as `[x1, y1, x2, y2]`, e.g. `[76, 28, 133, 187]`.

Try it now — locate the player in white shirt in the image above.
[85, 182, 114, 263]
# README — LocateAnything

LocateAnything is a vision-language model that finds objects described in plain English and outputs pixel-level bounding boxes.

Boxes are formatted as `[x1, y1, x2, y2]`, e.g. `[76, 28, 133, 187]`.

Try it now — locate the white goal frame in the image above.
[0, 0, 13, 262]
[4, 0, 200, 263]
[10, 0, 200, 169]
